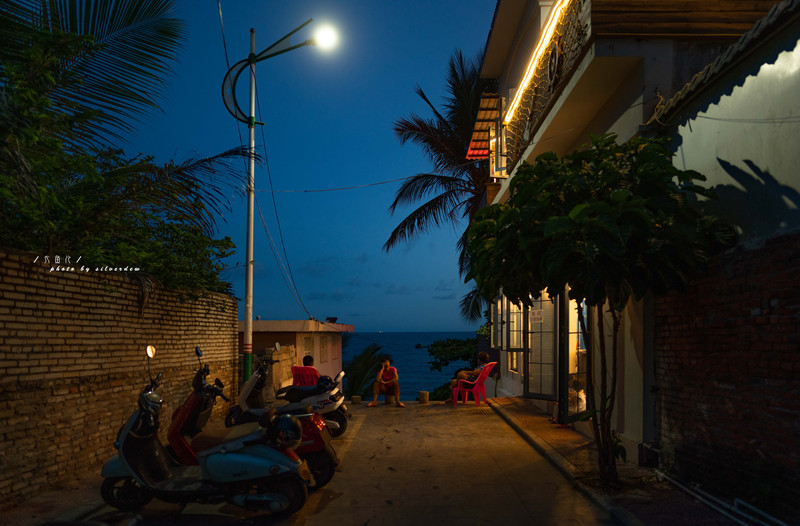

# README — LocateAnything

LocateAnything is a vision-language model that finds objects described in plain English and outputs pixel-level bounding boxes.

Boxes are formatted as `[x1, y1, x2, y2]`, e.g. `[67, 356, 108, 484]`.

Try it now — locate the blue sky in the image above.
[124, 0, 496, 332]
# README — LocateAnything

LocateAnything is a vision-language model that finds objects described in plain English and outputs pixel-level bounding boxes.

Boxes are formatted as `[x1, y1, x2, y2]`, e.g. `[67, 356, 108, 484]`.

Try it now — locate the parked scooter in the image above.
[100, 345, 313, 517]
[166, 347, 229, 466]
[169, 347, 339, 489]
[225, 350, 351, 438]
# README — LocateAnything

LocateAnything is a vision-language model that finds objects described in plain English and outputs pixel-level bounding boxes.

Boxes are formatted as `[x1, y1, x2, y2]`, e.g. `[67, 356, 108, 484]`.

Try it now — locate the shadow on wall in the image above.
[704, 158, 800, 244]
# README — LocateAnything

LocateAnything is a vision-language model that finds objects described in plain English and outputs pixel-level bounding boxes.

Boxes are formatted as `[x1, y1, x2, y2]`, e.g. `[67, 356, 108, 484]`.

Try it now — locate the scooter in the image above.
[166, 346, 229, 466]
[100, 345, 312, 517]
[170, 348, 339, 489]
[225, 350, 351, 438]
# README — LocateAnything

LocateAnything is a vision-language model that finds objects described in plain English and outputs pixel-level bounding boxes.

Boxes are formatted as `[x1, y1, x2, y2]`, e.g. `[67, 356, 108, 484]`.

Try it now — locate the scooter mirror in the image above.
[146, 345, 156, 358]
[215, 378, 224, 389]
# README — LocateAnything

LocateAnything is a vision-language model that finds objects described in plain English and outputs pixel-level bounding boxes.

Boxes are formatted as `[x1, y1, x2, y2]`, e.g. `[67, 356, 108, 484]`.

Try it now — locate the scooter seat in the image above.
[192, 422, 262, 456]
[278, 385, 325, 403]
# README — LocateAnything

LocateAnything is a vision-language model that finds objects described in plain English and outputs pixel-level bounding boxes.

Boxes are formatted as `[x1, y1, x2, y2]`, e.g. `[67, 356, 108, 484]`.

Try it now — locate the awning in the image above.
[466, 93, 500, 160]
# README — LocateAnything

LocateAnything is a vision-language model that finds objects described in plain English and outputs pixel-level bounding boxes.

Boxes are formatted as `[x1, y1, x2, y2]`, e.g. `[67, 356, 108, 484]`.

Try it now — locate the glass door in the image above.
[565, 298, 590, 421]
[524, 291, 558, 399]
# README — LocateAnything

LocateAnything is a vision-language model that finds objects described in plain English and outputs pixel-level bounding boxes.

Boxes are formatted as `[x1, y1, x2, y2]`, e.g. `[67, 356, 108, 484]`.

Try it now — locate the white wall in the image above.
[674, 38, 800, 244]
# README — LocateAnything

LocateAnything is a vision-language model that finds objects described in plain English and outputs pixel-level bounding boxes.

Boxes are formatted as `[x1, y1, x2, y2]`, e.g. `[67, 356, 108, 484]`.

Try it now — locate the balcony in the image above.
[473, 0, 779, 181]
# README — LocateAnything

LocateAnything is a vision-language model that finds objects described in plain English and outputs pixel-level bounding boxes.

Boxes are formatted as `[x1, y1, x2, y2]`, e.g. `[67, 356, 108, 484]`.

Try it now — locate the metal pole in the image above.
[242, 28, 256, 383]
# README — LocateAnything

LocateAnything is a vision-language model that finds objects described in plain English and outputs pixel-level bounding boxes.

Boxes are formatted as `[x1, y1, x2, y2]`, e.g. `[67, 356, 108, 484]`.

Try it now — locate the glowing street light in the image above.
[222, 19, 337, 382]
[314, 25, 338, 49]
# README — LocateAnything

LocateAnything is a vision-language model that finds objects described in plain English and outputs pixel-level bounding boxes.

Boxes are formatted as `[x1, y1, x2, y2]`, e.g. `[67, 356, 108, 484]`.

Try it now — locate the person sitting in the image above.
[445, 351, 489, 404]
[302, 354, 319, 372]
[367, 358, 405, 408]
[291, 355, 320, 386]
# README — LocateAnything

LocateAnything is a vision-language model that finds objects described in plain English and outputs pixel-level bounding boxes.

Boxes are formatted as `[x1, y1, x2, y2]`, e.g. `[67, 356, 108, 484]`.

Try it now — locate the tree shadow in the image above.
[702, 158, 800, 243]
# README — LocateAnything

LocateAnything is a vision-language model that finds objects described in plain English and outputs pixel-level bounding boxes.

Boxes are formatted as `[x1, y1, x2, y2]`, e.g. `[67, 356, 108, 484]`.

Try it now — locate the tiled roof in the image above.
[651, 0, 800, 126]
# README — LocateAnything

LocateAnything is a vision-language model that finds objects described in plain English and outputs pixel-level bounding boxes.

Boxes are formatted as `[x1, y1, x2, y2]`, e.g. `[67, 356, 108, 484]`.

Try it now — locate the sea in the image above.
[342, 331, 475, 396]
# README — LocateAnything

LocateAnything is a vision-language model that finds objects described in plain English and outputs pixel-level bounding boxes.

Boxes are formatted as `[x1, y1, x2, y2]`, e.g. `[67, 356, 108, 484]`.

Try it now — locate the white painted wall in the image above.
[674, 38, 800, 244]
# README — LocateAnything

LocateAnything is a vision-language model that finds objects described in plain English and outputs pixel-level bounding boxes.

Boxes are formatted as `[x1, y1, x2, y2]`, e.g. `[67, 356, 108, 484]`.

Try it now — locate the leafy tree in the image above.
[386, 50, 494, 321]
[425, 336, 477, 400]
[426, 337, 477, 372]
[467, 133, 735, 484]
[0, 0, 246, 293]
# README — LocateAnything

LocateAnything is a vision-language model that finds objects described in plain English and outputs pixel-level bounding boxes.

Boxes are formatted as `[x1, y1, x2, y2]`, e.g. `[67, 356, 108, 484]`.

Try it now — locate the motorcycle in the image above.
[225, 350, 351, 438]
[170, 347, 339, 489]
[100, 345, 312, 517]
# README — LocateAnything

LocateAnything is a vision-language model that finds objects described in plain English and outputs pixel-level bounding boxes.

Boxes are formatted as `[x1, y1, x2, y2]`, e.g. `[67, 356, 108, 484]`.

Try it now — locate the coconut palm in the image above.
[1, 0, 185, 150]
[385, 50, 493, 278]
[0, 0, 248, 292]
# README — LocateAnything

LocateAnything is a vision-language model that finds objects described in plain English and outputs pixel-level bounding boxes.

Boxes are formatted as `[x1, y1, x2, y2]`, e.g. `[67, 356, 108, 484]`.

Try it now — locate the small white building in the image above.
[238, 319, 354, 383]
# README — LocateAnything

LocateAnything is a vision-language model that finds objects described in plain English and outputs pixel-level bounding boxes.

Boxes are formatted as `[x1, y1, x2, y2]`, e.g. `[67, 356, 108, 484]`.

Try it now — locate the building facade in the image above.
[648, 0, 800, 507]
[238, 319, 354, 383]
[470, 0, 778, 463]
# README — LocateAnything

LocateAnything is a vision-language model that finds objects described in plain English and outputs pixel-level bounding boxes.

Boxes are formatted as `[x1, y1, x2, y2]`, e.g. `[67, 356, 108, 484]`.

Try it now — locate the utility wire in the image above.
[217, 1, 316, 321]
[254, 195, 313, 316]
[695, 114, 800, 124]
[217, 1, 246, 156]
[253, 76, 313, 317]
[256, 176, 415, 193]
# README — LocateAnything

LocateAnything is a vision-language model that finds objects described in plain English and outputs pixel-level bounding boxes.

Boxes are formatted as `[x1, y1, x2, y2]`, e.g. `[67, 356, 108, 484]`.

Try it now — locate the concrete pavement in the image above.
[3, 397, 737, 526]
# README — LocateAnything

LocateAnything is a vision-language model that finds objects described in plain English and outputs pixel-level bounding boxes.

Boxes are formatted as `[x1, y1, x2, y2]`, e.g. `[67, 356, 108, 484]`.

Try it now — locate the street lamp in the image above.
[222, 19, 337, 382]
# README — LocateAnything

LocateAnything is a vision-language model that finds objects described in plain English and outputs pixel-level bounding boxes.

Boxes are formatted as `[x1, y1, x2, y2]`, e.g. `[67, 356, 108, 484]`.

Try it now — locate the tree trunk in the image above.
[579, 302, 620, 486]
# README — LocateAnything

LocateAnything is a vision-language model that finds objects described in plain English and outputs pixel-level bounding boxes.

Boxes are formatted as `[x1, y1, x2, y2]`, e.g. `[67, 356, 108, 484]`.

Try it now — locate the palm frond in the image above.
[61, 146, 250, 236]
[383, 192, 463, 252]
[387, 172, 465, 214]
[388, 48, 492, 274]
[459, 285, 486, 323]
[6, 0, 185, 147]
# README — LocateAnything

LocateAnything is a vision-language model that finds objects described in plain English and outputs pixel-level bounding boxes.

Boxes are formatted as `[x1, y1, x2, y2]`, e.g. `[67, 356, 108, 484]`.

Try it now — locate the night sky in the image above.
[123, 1, 497, 332]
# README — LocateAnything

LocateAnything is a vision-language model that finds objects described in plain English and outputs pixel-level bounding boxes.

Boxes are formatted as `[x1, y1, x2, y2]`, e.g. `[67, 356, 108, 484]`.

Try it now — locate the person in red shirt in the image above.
[367, 358, 405, 408]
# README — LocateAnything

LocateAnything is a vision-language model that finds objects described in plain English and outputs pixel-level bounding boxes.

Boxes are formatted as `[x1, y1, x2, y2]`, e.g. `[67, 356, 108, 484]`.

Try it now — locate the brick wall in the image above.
[0, 248, 239, 509]
[654, 232, 800, 508]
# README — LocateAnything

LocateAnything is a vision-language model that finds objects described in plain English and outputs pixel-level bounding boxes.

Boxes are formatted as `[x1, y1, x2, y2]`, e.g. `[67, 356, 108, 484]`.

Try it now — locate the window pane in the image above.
[526, 291, 557, 397]
[567, 298, 589, 416]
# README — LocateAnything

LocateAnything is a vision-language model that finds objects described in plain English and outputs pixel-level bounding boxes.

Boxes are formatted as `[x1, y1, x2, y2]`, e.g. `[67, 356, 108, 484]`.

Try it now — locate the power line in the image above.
[253, 76, 313, 318]
[217, 2, 318, 322]
[695, 114, 800, 124]
[256, 176, 415, 193]
[216, 0, 246, 155]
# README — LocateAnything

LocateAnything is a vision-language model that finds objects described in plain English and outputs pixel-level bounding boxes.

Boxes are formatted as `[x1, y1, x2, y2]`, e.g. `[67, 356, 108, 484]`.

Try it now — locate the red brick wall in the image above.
[654, 232, 800, 507]
[0, 248, 239, 509]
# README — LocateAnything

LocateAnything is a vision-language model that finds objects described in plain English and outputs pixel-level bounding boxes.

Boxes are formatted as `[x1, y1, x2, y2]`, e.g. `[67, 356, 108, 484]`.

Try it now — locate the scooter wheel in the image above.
[101, 476, 152, 511]
[305, 446, 338, 490]
[326, 410, 347, 438]
[260, 476, 307, 516]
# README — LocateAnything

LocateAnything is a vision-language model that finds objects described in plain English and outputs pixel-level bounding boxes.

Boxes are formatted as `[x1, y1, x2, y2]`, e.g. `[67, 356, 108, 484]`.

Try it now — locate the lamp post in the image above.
[222, 20, 337, 382]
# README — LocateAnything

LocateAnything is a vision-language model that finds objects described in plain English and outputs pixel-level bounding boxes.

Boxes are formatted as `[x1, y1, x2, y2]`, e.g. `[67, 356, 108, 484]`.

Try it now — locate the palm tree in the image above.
[0, 0, 248, 292]
[385, 50, 493, 280]
[1, 0, 185, 150]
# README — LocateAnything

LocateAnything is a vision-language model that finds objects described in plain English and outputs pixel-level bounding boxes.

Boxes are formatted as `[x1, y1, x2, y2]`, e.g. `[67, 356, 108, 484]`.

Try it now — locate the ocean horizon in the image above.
[343, 331, 476, 398]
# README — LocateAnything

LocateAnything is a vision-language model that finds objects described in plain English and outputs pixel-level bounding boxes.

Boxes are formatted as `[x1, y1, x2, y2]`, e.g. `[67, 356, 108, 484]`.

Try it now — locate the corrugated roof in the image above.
[467, 93, 500, 160]
[651, 0, 800, 126]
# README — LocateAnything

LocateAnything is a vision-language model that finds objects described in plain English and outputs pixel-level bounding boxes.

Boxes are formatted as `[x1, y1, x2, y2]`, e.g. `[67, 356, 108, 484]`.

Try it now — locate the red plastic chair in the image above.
[291, 365, 320, 386]
[452, 362, 496, 407]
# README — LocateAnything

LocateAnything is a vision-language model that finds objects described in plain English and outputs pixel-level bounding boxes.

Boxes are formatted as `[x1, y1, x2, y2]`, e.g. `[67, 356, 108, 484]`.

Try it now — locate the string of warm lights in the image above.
[503, 0, 571, 125]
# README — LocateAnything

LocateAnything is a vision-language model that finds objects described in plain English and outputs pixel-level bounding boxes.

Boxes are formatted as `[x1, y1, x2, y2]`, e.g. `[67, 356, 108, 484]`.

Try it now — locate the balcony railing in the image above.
[504, 0, 591, 171]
